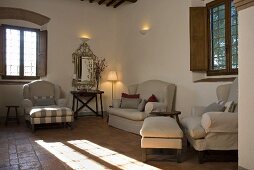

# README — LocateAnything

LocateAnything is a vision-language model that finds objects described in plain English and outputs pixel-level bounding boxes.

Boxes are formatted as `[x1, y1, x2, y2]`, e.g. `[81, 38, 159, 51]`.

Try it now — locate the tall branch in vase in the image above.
[94, 56, 107, 90]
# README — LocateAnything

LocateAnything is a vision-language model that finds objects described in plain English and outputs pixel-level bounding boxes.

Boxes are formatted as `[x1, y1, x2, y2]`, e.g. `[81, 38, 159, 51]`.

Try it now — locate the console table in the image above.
[71, 90, 104, 119]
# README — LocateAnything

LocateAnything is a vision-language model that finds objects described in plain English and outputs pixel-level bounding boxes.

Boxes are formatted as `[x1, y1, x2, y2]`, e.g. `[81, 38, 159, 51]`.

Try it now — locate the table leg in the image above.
[72, 95, 75, 111]
[100, 94, 103, 118]
[15, 107, 19, 124]
[175, 115, 180, 125]
[95, 95, 98, 116]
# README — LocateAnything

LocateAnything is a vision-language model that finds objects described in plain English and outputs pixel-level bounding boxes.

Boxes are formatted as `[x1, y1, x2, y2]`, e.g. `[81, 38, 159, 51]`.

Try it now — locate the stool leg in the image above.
[5, 107, 10, 126]
[177, 149, 182, 163]
[31, 124, 35, 133]
[142, 149, 147, 162]
[15, 107, 19, 124]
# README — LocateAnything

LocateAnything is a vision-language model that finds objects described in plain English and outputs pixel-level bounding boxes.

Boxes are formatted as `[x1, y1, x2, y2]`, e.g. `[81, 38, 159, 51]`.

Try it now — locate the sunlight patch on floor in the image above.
[35, 140, 108, 170]
[68, 140, 161, 170]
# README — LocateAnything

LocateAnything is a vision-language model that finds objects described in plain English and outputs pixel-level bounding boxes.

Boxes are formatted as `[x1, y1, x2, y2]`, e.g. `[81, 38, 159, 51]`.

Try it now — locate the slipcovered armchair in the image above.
[22, 80, 74, 132]
[108, 80, 176, 134]
[181, 78, 238, 163]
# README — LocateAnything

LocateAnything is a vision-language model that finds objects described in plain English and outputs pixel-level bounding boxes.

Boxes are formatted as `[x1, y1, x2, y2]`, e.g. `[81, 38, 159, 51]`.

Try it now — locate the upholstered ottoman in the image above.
[140, 117, 183, 163]
[26, 106, 74, 131]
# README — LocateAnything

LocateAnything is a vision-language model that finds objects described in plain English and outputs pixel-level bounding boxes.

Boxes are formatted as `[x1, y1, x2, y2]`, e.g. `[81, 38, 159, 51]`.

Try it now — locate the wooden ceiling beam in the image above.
[81, 0, 138, 8]
[107, 0, 117, 6]
[98, 0, 106, 5]
[125, 0, 137, 2]
[114, 0, 125, 8]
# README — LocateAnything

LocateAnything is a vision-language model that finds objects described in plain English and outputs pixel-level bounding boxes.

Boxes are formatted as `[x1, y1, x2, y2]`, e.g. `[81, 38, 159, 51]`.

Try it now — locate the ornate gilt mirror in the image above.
[72, 42, 96, 90]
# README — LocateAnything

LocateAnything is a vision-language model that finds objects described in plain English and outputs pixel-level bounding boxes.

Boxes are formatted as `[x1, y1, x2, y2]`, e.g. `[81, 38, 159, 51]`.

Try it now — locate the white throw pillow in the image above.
[224, 101, 235, 112]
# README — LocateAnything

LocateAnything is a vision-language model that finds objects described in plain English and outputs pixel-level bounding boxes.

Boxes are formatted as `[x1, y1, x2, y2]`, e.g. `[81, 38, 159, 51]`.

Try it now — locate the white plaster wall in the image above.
[238, 6, 254, 170]
[114, 0, 226, 117]
[0, 0, 232, 118]
[0, 0, 117, 116]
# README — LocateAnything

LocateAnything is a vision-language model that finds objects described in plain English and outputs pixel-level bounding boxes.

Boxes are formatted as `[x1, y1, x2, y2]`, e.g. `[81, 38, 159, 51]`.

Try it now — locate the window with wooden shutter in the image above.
[37, 30, 47, 77]
[0, 26, 3, 75]
[0, 25, 47, 79]
[190, 7, 208, 71]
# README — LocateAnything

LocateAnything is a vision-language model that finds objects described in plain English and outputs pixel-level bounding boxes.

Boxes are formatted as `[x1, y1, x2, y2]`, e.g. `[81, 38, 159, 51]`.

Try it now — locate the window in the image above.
[0, 25, 47, 79]
[4, 25, 38, 78]
[207, 0, 238, 75]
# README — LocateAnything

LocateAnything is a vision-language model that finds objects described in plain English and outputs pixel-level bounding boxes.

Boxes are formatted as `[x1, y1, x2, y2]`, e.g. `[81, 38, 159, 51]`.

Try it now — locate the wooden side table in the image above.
[71, 90, 104, 119]
[5, 105, 20, 125]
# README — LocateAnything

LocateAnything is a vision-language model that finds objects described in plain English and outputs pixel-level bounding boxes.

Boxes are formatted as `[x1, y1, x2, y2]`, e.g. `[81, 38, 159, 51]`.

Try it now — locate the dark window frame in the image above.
[207, 0, 238, 76]
[2, 24, 40, 80]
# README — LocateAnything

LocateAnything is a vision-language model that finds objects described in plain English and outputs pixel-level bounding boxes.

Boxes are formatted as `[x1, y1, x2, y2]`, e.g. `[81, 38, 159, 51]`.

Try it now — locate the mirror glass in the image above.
[72, 42, 95, 90]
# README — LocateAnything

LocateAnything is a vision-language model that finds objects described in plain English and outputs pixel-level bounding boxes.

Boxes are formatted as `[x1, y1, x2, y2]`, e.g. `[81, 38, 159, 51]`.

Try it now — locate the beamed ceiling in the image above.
[81, 0, 138, 8]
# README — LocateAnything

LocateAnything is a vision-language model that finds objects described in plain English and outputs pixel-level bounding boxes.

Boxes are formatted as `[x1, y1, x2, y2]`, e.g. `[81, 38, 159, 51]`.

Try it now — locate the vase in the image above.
[96, 79, 99, 90]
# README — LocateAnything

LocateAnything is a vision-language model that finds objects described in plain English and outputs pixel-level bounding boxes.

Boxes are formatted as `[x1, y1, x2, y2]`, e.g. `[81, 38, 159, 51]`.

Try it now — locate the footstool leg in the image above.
[69, 122, 73, 130]
[142, 149, 147, 162]
[177, 149, 182, 163]
[198, 151, 204, 164]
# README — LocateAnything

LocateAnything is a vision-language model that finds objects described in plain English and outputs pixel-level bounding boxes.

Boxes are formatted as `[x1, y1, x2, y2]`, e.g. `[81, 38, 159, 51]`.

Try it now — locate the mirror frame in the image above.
[72, 42, 96, 90]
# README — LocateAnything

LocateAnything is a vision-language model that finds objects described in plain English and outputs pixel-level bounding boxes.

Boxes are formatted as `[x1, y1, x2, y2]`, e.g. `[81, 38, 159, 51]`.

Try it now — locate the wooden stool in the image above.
[5, 106, 19, 125]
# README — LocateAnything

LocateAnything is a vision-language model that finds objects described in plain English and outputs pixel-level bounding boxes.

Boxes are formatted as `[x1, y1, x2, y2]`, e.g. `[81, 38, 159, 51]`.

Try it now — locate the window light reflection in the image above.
[68, 140, 161, 170]
[35, 140, 107, 170]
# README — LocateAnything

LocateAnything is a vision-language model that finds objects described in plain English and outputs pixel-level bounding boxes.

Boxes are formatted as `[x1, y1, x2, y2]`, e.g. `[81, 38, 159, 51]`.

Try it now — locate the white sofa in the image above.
[108, 80, 176, 134]
[181, 78, 238, 163]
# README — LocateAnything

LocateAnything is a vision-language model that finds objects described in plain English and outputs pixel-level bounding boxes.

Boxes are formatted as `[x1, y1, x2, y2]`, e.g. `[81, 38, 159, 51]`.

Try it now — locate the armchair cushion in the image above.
[204, 102, 225, 113]
[201, 112, 238, 133]
[181, 116, 206, 139]
[145, 102, 167, 113]
[33, 96, 56, 106]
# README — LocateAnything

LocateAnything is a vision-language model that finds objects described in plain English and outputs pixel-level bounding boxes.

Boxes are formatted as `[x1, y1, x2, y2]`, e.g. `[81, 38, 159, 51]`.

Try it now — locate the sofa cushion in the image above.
[108, 108, 147, 121]
[181, 116, 206, 139]
[140, 117, 183, 138]
[147, 94, 158, 102]
[138, 99, 147, 112]
[122, 93, 140, 98]
[120, 98, 141, 109]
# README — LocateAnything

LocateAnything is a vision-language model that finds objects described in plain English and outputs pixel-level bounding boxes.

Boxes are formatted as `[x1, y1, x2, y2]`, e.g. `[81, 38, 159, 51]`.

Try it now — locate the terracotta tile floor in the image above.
[0, 117, 237, 170]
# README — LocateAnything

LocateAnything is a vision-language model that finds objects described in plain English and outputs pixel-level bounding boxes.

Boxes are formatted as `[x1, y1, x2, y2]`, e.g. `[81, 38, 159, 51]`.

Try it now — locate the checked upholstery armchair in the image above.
[22, 80, 74, 131]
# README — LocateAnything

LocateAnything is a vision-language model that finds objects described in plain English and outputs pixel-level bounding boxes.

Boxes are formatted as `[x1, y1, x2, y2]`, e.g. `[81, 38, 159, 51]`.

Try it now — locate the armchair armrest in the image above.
[112, 99, 121, 108]
[201, 112, 238, 133]
[145, 102, 167, 114]
[22, 99, 33, 108]
[22, 99, 33, 114]
[56, 98, 67, 107]
[191, 106, 206, 117]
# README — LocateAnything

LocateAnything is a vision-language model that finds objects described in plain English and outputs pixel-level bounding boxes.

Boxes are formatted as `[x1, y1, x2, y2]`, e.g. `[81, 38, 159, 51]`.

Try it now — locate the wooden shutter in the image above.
[190, 7, 208, 71]
[37, 30, 47, 76]
[0, 26, 4, 75]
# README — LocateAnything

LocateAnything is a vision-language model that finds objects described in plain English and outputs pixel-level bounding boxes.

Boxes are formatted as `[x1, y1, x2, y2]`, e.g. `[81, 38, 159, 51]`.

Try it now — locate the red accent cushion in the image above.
[147, 94, 158, 102]
[121, 93, 140, 99]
